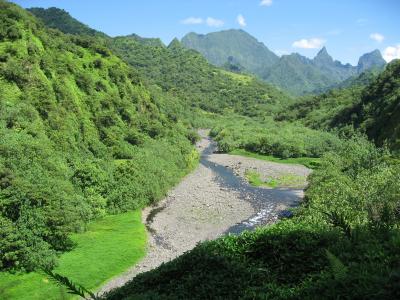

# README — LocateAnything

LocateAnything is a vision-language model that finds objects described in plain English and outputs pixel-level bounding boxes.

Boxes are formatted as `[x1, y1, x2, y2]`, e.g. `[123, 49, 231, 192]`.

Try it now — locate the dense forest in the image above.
[1, 2, 400, 299]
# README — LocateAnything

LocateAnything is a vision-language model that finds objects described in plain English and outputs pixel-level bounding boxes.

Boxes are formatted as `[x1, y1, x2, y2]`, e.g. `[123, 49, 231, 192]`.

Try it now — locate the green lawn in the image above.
[229, 149, 321, 169]
[0, 211, 146, 300]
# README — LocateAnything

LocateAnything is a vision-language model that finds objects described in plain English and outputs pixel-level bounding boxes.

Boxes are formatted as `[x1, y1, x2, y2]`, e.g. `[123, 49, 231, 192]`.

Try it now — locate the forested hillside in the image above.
[0, 1, 196, 272]
[27, 7, 108, 38]
[350, 60, 400, 152]
[30, 7, 293, 120]
[109, 36, 292, 118]
[277, 59, 400, 154]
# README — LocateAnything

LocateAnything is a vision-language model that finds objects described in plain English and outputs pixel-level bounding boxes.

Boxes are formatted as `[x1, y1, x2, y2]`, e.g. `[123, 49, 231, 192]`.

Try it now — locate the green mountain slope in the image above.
[312, 47, 357, 81]
[181, 29, 279, 75]
[181, 30, 386, 95]
[351, 60, 400, 151]
[0, 1, 195, 272]
[263, 52, 335, 95]
[357, 49, 387, 73]
[109, 35, 291, 118]
[28, 7, 108, 38]
[29, 8, 293, 119]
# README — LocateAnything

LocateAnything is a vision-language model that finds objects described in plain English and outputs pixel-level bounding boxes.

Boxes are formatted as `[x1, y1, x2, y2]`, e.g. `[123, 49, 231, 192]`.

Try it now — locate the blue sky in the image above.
[12, 0, 400, 64]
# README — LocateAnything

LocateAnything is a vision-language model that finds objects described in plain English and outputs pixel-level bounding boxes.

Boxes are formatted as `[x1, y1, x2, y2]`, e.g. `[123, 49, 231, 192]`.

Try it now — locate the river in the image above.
[99, 132, 310, 294]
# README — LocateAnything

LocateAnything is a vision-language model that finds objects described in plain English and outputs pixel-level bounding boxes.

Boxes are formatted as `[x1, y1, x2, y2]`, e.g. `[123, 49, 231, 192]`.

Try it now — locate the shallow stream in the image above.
[201, 137, 302, 234]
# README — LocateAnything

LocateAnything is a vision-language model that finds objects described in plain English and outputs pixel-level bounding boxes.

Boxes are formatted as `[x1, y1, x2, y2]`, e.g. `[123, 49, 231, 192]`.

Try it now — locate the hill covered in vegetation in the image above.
[109, 36, 292, 118]
[27, 7, 108, 38]
[277, 59, 400, 154]
[0, 1, 196, 272]
[29, 7, 293, 120]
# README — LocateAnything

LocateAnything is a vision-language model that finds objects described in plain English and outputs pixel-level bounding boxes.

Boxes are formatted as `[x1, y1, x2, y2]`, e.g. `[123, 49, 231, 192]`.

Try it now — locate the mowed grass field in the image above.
[0, 211, 146, 300]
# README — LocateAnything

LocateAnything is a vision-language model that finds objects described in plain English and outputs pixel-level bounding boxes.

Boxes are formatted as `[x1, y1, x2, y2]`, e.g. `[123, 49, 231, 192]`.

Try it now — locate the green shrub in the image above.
[211, 115, 342, 159]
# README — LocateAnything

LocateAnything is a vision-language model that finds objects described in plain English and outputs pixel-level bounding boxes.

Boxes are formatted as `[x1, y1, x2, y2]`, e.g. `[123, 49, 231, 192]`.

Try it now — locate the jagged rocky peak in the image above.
[357, 49, 386, 72]
[314, 47, 334, 65]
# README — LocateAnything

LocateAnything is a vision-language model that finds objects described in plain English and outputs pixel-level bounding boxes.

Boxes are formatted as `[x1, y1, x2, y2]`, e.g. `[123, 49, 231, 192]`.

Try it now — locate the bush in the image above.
[211, 115, 342, 159]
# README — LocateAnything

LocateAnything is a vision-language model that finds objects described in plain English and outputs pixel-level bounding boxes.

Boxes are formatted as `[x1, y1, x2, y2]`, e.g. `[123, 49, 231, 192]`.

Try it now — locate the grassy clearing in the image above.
[230, 149, 321, 169]
[0, 211, 146, 300]
[245, 170, 306, 188]
[219, 70, 253, 84]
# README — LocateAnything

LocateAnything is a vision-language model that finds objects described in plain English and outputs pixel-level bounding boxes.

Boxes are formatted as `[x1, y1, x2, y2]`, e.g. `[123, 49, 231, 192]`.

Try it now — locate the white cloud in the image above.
[237, 14, 246, 27]
[206, 17, 224, 27]
[370, 33, 384, 43]
[292, 38, 326, 49]
[383, 45, 400, 62]
[260, 0, 273, 6]
[181, 17, 204, 25]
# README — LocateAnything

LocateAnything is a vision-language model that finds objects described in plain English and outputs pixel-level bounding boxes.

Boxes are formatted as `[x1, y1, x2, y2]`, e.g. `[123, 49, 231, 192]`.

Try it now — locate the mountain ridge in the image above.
[181, 29, 386, 95]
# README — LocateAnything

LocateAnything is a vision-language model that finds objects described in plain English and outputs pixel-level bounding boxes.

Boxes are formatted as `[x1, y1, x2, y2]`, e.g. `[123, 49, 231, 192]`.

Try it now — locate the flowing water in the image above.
[200, 138, 302, 234]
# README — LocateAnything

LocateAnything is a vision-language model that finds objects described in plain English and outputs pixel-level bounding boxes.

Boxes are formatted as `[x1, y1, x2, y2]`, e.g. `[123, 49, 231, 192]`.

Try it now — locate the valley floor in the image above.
[100, 131, 310, 295]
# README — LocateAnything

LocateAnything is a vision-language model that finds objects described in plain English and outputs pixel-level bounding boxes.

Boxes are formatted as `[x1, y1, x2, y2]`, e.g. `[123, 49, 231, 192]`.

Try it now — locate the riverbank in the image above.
[99, 134, 256, 294]
[100, 131, 310, 295]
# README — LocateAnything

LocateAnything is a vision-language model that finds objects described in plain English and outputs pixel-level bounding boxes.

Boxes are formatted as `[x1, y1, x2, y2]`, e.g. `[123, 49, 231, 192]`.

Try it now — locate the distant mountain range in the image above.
[181, 30, 386, 95]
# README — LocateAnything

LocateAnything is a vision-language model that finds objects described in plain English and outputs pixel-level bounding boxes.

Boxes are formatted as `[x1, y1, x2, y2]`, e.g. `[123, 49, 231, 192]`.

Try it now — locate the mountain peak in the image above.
[314, 47, 333, 64]
[181, 29, 279, 74]
[357, 49, 386, 72]
[318, 46, 328, 54]
[168, 38, 182, 50]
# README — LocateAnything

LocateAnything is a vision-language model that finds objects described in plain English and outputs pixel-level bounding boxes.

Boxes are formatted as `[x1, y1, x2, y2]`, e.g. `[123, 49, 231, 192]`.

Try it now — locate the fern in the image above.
[42, 269, 100, 300]
[323, 211, 352, 239]
[325, 250, 348, 281]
